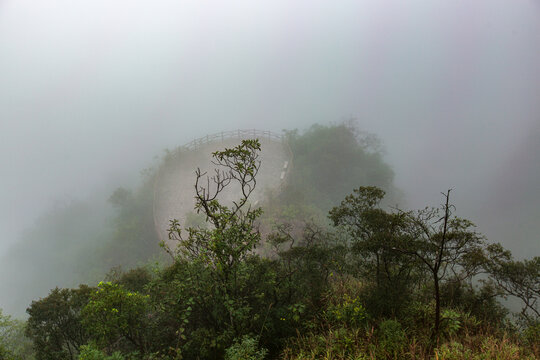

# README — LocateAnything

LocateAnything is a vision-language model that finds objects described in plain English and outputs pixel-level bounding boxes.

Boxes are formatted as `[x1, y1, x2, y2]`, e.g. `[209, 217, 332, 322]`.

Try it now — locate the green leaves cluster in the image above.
[82, 282, 151, 353]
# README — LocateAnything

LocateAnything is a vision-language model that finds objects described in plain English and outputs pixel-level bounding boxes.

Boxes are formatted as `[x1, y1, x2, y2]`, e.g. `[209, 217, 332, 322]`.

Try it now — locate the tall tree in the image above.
[395, 190, 485, 339]
[329, 186, 417, 317]
[166, 139, 264, 338]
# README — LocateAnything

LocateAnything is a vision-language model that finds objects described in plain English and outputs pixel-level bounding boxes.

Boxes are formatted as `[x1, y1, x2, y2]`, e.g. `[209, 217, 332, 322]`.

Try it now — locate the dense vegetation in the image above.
[1, 124, 538, 359]
[280, 124, 399, 212]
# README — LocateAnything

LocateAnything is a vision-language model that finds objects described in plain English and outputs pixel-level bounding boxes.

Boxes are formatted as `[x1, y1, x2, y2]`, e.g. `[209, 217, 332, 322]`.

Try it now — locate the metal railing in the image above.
[181, 129, 284, 151]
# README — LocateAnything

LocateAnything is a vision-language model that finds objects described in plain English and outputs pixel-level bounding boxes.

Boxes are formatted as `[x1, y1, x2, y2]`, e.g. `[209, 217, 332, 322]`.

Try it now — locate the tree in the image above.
[165, 139, 267, 354]
[329, 186, 419, 317]
[282, 124, 397, 211]
[484, 243, 540, 325]
[167, 139, 263, 288]
[26, 285, 93, 360]
[160, 139, 332, 357]
[395, 190, 485, 339]
[330, 187, 486, 339]
[81, 282, 152, 354]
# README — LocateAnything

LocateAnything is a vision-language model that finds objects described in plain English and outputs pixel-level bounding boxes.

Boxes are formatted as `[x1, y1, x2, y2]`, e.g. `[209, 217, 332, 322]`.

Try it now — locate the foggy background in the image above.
[1, 0, 539, 311]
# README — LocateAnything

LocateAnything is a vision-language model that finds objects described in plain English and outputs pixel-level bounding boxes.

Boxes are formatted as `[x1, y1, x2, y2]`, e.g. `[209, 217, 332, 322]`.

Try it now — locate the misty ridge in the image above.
[0, 123, 539, 359]
[0, 1, 539, 359]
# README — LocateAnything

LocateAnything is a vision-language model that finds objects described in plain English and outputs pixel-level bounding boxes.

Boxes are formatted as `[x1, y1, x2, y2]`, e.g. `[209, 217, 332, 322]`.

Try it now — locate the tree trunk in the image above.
[433, 272, 440, 342]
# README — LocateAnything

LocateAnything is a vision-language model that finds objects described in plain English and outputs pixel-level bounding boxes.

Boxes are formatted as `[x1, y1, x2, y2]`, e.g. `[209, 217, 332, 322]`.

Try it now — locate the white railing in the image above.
[181, 129, 284, 151]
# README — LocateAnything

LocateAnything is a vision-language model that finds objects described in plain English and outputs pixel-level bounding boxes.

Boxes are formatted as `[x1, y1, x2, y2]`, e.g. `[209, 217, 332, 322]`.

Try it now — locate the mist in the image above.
[1, 0, 539, 315]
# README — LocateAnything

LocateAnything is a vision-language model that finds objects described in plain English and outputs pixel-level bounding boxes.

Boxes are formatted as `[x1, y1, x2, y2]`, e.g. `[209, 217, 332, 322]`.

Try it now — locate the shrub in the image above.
[440, 309, 462, 338]
[78, 344, 124, 360]
[325, 294, 367, 328]
[81, 282, 151, 353]
[225, 336, 268, 360]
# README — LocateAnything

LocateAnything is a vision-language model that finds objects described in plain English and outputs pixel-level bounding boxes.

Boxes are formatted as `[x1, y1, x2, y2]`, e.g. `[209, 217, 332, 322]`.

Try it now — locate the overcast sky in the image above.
[1, 0, 539, 258]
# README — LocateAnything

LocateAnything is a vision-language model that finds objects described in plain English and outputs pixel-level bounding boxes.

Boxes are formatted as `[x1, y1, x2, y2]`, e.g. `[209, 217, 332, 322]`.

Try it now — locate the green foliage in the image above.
[148, 139, 322, 358]
[162, 140, 266, 355]
[440, 309, 462, 337]
[77, 344, 124, 360]
[281, 123, 397, 213]
[325, 295, 367, 328]
[440, 280, 508, 328]
[105, 267, 153, 294]
[81, 282, 151, 354]
[341, 188, 486, 338]
[18, 134, 540, 360]
[282, 273, 538, 360]
[145, 245, 308, 358]
[376, 319, 407, 358]
[225, 336, 268, 360]
[26, 285, 93, 360]
[329, 186, 420, 318]
[269, 223, 347, 318]
[167, 139, 263, 269]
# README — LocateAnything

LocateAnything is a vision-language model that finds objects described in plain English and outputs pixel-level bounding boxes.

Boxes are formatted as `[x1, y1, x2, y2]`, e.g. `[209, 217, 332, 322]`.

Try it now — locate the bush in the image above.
[225, 336, 268, 360]
[440, 309, 462, 338]
[78, 344, 124, 360]
[81, 282, 151, 353]
[325, 294, 367, 328]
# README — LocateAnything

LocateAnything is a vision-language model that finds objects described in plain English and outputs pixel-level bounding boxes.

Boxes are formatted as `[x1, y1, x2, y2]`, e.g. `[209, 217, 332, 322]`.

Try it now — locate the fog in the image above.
[1, 0, 539, 314]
